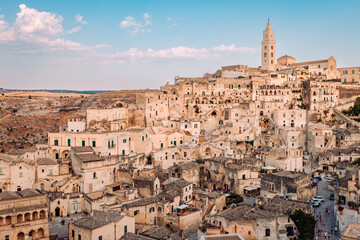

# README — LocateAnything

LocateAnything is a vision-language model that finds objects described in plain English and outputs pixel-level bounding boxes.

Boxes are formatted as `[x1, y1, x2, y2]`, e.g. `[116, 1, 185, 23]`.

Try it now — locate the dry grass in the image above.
[2, 91, 88, 98]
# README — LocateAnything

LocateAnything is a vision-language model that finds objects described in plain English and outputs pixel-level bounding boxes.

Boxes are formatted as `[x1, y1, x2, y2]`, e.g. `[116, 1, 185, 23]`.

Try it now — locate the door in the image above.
[55, 207, 60, 217]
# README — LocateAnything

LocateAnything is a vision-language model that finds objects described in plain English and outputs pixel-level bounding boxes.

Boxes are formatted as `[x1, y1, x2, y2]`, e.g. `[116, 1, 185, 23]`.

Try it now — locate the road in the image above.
[314, 178, 338, 239]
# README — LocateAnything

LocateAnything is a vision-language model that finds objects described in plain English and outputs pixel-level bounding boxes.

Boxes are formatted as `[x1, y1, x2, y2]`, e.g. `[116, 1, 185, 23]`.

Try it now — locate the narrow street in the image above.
[314, 179, 338, 239]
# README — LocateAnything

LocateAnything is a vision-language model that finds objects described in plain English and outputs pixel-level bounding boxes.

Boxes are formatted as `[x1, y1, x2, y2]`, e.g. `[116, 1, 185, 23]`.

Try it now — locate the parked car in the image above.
[315, 176, 322, 181]
[329, 194, 335, 200]
[312, 196, 325, 202]
[324, 175, 334, 181]
[313, 202, 321, 207]
[311, 178, 319, 183]
[310, 198, 321, 204]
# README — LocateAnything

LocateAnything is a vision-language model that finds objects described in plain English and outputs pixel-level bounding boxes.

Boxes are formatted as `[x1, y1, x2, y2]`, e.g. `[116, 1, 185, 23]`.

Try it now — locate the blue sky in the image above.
[0, 0, 359, 90]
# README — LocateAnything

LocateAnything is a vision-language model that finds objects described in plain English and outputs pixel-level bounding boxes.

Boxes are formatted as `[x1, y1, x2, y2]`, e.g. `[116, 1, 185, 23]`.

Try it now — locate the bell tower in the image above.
[261, 19, 276, 72]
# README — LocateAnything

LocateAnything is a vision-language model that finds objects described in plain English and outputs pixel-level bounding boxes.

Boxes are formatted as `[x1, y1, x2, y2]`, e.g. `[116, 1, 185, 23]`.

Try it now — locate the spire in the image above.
[268, 17, 270, 24]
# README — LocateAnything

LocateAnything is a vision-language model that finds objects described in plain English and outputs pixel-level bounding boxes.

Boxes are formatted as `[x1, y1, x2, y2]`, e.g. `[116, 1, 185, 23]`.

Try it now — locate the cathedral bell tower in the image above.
[261, 19, 276, 72]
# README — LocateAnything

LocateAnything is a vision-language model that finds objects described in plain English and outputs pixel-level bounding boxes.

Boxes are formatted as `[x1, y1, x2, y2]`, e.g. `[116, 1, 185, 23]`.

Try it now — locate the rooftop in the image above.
[122, 196, 161, 208]
[71, 146, 94, 153]
[0, 189, 43, 201]
[73, 210, 125, 230]
[75, 153, 103, 162]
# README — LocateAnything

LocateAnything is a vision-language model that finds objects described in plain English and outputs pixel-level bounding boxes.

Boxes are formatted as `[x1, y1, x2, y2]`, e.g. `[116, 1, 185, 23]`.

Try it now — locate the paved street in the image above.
[314, 178, 338, 240]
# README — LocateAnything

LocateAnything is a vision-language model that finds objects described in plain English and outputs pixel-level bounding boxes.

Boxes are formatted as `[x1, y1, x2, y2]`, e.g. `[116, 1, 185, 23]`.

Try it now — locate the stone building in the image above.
[69, 210, 135, 240]
[205, 196, 311, 239]
[260, 171, 315, 201]
[0, 189, 49, 240]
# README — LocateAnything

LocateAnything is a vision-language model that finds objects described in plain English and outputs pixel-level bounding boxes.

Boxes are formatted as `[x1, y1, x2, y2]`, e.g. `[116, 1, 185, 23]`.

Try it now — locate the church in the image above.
[216, 20, 344, 81]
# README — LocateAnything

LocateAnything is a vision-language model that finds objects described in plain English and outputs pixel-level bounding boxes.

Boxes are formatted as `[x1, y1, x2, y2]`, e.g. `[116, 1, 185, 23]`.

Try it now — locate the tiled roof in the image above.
[37, 158, 57, 165]
[73, 210, 125, 230]
[18, 189, 43, 198]
[121, 233, 156, 240]
[217, 205, 273, 221]
[167, 179, 191, 188]
[0, 189, 42, 201]
[0, 191, 21, 201]
[142, 226, 174, 239]
[122, 196, 160, 208]
[71, 146, 94, 153]
[75, 153, 103, 162]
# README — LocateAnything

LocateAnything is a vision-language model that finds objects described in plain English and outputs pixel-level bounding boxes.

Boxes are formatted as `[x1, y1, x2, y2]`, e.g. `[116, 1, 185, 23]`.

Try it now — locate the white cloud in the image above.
[0, 14, 7, 32]
[111, 44, 257, 61]
[166, 17, 172, 21]
[75, 14, 87, 24]
[67, 26, 82, 34]
[0, 5, 257, 65]
[144, 13, 150, 19]
[144, 13, 151, 26]
[94, 44, 112, 49]
[119, 13, 151, 34]
[212, 44, 257, 54]
[0, 4, 95, 54]
[14, 4, 63, 36]
[120, 16, 140, 29]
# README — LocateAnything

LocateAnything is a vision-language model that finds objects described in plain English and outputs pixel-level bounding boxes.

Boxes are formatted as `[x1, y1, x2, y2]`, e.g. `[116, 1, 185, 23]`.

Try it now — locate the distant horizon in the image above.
[0, 0, 359, 90]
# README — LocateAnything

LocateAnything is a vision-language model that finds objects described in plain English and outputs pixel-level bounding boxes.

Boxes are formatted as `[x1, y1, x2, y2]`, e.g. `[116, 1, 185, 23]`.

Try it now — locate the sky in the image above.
[0, 0, 359, 90]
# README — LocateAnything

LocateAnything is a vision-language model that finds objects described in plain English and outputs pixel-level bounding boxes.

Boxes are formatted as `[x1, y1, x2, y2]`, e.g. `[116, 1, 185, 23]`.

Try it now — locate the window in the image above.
[160, 143, 163, 148]
[68, 139, 71, 146]
[242, 174, 245, 180]
[185, 124, 187, 129]
[54, 139, 58, 146]
[78, 234, 81, 240]
[98, 236, 102, 240]
[352, 70, 355, 74]
[123, 139, 126, 143]
[19, 172, 23, 177]
[142, 136, 144, 141]
[122, 150, 125, 155]
[149, 207, 155, 213]
[189, 186, 191, 190]
[134, 210, 140, 215]
[0, 168, 2, 175]
[93, 172, 96, 179]
[49, 169, 53, 175]
[72, 230, 75, 238]
[82, 140, 85, 147]
[92, 141, 96, 147]
[265, 229, 270, 237]
[124, 225, 128, 234]
[185, 196, 188, 201]
[158, 207, 162, 212]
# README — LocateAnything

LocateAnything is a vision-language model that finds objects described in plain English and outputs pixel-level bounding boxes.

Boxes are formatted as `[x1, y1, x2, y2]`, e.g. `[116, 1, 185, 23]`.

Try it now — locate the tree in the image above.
[289, 209, 316, 240]
[352, 158, 360, 165]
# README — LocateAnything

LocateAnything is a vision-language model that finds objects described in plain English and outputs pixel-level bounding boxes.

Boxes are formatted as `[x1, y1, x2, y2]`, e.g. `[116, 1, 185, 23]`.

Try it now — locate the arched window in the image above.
[149, 207, 155, 213]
